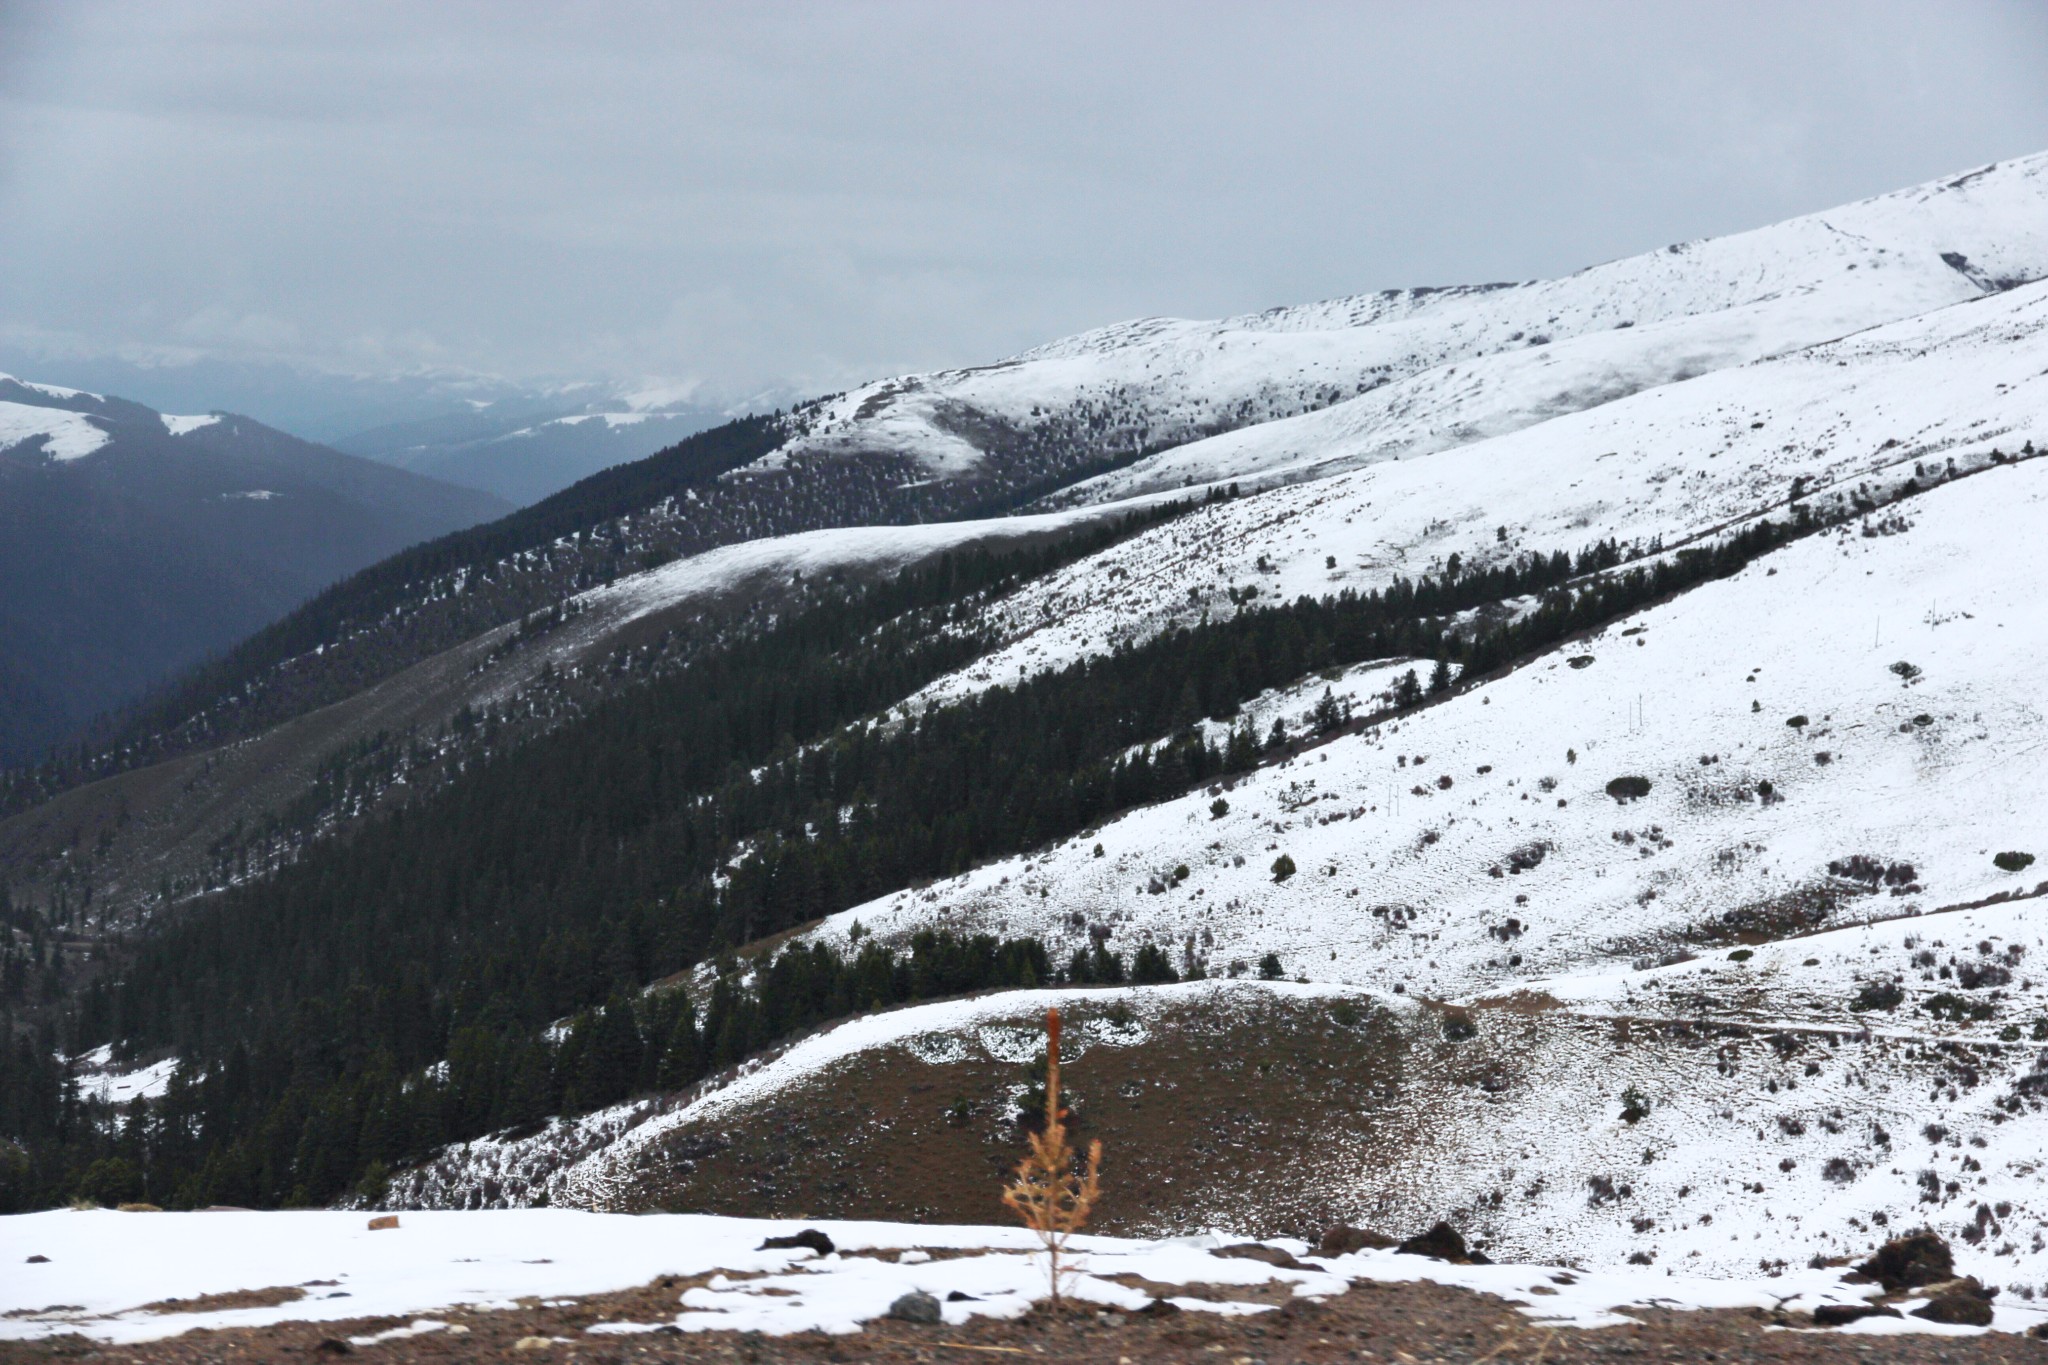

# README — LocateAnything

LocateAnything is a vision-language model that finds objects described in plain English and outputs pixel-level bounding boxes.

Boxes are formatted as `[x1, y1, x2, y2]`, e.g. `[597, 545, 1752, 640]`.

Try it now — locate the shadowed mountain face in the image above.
[0, 375, 509, 762]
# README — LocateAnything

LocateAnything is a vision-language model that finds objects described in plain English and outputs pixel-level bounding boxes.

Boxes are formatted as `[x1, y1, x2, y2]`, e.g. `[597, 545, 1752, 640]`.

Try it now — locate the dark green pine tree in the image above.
[657, 998, 703, 1090]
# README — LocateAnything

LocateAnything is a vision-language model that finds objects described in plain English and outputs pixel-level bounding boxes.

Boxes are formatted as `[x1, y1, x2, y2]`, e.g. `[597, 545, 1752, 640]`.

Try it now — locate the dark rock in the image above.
[1212, 1242, 1301, 1269]
[1318, 1225, 1398, 1257]
[1812, 1303, 1902, 1327]
[1856, 1230, 1954, 1291]
[758, 1228, 835, 1256]
[1911, 1284, 1994, 1327]
[1396, 1221, 1489, 1264]
[1137, 1298, 1182, 1317]
[945, 1291, 979, 1302]
[886, 1290, 942, 1325]
[25, 1255, 48, 1264]
[312, 1340, 354, 1355]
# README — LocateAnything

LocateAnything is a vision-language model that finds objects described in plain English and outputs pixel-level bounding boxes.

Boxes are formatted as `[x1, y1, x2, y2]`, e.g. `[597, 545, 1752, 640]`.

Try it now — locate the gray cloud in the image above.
[3, 0, 2046, 398]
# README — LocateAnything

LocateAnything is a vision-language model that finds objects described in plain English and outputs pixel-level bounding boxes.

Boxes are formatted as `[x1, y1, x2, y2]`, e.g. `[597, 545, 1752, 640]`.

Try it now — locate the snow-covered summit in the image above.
[765, 153, 2048, 490]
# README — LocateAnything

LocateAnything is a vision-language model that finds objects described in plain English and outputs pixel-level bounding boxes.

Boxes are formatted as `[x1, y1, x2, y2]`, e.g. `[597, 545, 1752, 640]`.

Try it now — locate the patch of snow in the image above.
[70, 1046, 180, 1105]
[0, 400, 109, 461]
[160, 413, 220, 436]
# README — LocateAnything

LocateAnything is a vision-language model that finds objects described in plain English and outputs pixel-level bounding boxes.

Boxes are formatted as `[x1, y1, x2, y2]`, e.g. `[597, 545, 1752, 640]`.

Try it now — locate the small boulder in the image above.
[1811, 1303, 1901, 1327]
[1212, 1242, 1301, 1269]
[1396, 1221, 1490, 1265]
[311, 1340, 354, 1355]
[758, 1228, 835, 1256]
[366, 1215, 399, 1232]
[887, 1290, 942, 1325]
[1318, 1224, 1397, 1257]
[1856, 1230, 1952, 1291]
[25, 1255, 48, 1264]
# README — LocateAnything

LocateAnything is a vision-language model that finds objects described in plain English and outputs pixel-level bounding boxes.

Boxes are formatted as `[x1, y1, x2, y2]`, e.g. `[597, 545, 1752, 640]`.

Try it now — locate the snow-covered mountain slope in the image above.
[388, 436, 2048, 1276]
[902, 275, 2048, 709]
[823, 449, 2048, 998]
[762, 154, 2047, 494]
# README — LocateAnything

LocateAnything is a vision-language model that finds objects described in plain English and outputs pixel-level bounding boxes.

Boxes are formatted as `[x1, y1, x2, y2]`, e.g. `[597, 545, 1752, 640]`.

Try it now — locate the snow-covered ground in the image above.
[2, 1207, 2030, 1344]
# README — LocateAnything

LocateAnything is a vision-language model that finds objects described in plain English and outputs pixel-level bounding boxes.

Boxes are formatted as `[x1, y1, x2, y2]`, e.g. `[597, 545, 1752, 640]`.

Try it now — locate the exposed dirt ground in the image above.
[6, 1273, 2047, 1364]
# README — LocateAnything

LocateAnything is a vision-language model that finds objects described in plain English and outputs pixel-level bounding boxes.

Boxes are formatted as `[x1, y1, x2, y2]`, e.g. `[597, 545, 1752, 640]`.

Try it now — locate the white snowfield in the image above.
[0, 399, 110, 461]
[760, 154, 2046, 490]
[159, 412, 220, 436]
[1, 1207, 2031, 1344]
[69, 1045, 179, 1106]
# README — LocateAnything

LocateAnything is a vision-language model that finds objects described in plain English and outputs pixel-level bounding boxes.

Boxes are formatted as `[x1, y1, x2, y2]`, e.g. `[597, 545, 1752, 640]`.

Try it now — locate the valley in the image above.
[4, 150, 2048, 1350]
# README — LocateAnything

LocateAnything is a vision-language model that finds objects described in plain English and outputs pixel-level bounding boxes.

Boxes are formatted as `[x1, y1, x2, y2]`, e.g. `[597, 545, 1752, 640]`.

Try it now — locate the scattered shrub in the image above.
[1850, 978, 1904, 1012]
[1606, 775, 1652, 803]
[1257, 952, 1284, 980]
[1209, 798, 1229, 819]
[1994, 851, 2036, 873]
[1786, 715, 1808, 729]
[1954, 961, 2011, 991]
[1619, 1085, 1651, 1124]
[1922, 993, 1995, 1023]
[1270, 854, 1297, 882]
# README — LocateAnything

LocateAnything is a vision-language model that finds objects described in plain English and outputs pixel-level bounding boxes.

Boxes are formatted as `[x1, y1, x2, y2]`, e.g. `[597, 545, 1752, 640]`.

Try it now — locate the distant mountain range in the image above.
[326, 399, 731, 506]
[0, 352, 783, 506]
[0, 373, 508, 762]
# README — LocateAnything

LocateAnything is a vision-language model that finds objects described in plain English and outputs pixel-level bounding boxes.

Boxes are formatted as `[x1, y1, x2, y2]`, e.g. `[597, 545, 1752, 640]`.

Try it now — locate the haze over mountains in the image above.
[6, 150, 2048, 1334]
[0, 373, 507, 762]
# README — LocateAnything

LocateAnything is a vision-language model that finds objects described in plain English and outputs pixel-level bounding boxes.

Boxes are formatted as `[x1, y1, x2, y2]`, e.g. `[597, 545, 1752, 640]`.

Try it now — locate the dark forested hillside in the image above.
[10, 393, 1214, 816]
[0, 391, 507, 766]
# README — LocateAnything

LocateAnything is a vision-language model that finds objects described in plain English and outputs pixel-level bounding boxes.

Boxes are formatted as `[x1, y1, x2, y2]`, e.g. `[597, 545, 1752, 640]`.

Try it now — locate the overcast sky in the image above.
[4, 0, 2048, 402]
